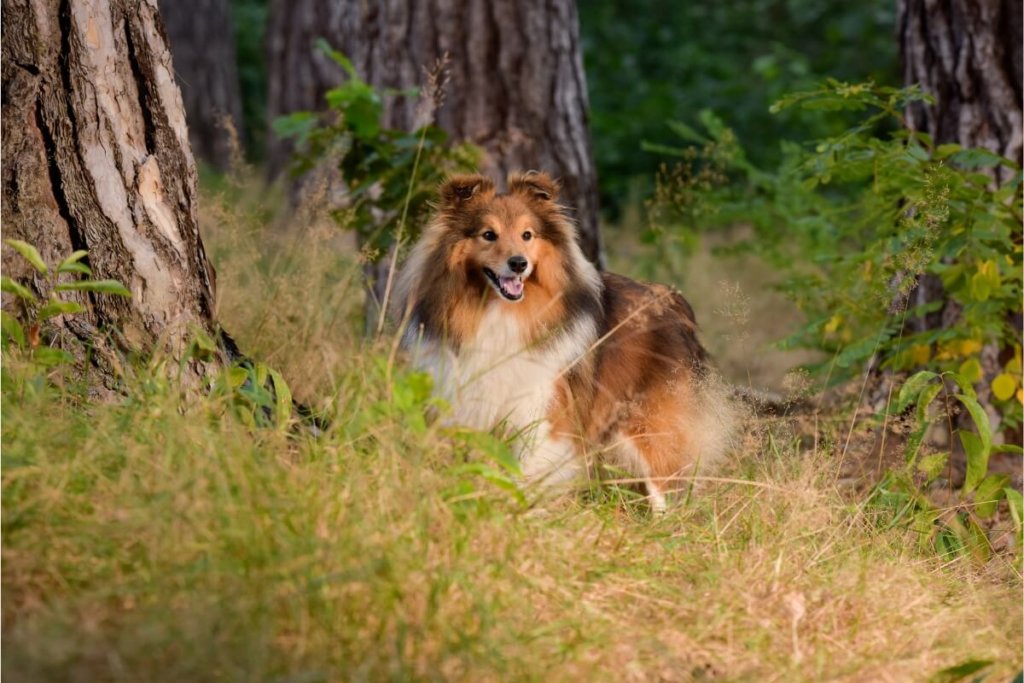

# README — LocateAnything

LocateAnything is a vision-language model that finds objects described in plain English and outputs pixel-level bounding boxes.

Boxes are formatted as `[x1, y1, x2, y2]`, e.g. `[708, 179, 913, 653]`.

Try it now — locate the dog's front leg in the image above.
[518, 421, 585, 493]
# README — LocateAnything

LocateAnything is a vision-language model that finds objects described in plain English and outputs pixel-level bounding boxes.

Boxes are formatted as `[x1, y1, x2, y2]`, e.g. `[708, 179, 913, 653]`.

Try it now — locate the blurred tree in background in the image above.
[262, 0, 603, 266]
[580, 0, 899, 214]
[899, 0, 1022, 179]
[161, 0, 245, 170]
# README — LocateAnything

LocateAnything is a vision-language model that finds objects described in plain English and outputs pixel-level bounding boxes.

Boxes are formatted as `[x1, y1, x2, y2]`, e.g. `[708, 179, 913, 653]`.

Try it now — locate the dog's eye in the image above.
[522, 231, 533, 241]
[481, 230, 498, 241]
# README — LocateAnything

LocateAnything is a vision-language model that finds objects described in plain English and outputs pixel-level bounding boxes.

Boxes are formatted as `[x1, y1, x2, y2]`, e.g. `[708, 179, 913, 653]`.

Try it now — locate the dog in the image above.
[395, 171, 735, 512]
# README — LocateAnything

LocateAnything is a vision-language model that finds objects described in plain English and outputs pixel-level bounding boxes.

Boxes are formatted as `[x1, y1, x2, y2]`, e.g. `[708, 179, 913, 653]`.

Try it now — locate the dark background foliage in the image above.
[579, 0, 898, 214]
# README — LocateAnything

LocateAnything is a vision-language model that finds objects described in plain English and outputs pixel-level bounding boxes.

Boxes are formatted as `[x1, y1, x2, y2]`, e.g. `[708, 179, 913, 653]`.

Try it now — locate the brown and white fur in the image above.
[395, 172, 735, 512]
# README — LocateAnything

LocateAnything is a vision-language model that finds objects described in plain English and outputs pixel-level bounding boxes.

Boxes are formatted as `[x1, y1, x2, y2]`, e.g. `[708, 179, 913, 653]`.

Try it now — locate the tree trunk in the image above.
[159, 0, 244, 170]
[265, 0, 604, 266]
[899, 0, 1023, 183]
[1, 0, 220, 386]
[897, 0, 1023, 435]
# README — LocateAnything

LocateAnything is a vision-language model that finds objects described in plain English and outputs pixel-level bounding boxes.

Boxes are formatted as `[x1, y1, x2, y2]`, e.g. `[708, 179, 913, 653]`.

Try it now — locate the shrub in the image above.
[650, 81, 1022, 423]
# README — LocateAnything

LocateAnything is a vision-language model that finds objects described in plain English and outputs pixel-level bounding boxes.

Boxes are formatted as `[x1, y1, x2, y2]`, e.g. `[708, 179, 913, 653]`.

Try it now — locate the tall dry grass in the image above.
[2, 170, 1021, 682]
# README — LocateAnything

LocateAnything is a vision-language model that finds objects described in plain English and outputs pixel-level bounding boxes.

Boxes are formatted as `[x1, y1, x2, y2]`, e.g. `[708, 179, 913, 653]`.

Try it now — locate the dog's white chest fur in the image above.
[410, 306, 595, 481]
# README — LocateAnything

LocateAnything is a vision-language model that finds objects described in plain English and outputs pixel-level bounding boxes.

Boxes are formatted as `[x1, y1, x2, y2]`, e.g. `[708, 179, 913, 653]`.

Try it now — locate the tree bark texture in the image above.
[2, 0, 219, 380]
[159, 0, 244, 170]
[899, 0, 1023, 182]
[265, 0, 604, 265]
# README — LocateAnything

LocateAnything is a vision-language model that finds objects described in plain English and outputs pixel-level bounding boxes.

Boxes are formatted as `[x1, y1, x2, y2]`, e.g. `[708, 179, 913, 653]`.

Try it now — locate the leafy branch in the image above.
[1, 239, 130, 365]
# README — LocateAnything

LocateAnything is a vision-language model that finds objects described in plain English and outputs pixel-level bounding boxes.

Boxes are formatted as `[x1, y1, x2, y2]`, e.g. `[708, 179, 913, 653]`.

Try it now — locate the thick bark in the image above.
[1, 0, 219, 384]
[159, 0, 244, 170]
[899, 0, 1023, 182]
[265, 0, 604, 266]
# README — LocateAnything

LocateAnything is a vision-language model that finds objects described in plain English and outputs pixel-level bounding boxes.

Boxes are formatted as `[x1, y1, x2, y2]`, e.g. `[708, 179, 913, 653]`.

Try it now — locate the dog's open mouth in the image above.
[482, 268, 524, 302]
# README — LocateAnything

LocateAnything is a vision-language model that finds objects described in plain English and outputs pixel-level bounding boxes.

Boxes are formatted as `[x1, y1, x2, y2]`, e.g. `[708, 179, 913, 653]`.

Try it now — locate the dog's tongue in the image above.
[500, 276, 524, 296]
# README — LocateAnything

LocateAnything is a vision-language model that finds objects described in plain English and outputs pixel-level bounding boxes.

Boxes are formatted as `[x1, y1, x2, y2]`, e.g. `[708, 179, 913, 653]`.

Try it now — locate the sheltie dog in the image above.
[395, 171, 735, 512]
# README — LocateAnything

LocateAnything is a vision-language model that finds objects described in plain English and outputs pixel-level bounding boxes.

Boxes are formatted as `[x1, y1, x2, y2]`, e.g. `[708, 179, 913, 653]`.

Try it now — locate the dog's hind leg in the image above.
[613, 432, 671, 514]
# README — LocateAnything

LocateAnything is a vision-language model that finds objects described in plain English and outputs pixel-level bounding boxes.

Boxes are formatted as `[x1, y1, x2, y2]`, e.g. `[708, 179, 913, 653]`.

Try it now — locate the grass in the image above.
[2, 171, 1021, 681]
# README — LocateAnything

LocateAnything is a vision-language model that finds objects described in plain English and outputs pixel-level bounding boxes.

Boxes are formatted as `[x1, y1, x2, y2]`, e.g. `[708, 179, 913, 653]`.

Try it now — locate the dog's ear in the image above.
[508, 171, 560, 202]
[440, 174, 495, 208]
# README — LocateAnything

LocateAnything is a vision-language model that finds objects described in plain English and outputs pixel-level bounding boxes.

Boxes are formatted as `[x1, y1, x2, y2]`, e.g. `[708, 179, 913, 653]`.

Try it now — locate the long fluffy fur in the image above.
[396, 171, 736, 511]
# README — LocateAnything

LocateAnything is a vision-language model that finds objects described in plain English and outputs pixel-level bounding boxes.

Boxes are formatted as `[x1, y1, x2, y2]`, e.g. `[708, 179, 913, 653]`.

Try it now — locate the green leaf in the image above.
[253, 362, 269, 389]
[314, 38, 358, 78]
[1, 310, 26, 348]
[958, 430, 984, 486]
[973, 473, 1009, 518]
[4, 239, 48, 274]
[267, 367, 293, 430]
[339, 94, 381, 138]
[912, 506, 939, 552]
[226, 366, 250, 390]
[193, 330, 218, 353]
[272, 112, 318, 144]
[962, 516, 991, 563]
[58, 249, 88, 266]
[906, 383, 943, 464]
[640, 141, 691, 158]
[939, 513, 990, 564]
[956, 394, 992, 449]
[58, 262, 92, 276]
[928, 659, 993, 683]
[893, 370, 939, 413]
[57, 250, 90, 274]
[957, 358, 982, 383]
[0, 276, 37, 302]
[38, 300, 85, 321]
[835, 337, 878, 369]
[666, 119, 710, 144]
[949, 147, 1014, 169]
[957, 408, 991, 494]
[915, 383, 944, 428]
[54, 279, 131, 297]
[969, 270, 992, 301]
[933, 143, 962, 160]
[1004, 488, 1023, 533]
[697, 109, 729, 139]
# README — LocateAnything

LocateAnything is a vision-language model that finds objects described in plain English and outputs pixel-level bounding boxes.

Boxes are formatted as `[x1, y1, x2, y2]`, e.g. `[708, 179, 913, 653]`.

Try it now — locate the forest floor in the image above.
[2, 171, 1021, 682]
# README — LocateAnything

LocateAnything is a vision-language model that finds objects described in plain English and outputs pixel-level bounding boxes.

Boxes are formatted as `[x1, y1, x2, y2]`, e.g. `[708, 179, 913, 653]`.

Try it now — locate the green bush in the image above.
[652, 82, 1022, 414]
[648, 81, 1023, 555]
[581, 0, 898, 213]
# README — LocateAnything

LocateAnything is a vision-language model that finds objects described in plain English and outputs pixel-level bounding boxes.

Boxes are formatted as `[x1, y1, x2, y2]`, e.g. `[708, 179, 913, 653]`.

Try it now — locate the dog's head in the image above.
[434, 171, 574, 304]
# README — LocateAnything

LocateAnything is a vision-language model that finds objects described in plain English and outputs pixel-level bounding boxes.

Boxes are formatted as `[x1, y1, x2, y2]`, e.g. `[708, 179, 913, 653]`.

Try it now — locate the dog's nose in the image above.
[508, 255, 528, 274]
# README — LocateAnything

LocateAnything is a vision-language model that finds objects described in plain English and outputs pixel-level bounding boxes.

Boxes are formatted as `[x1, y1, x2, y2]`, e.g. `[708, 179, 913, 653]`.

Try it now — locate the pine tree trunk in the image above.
[897, 0, 1023, 433]
[159, 0, 244, 170]
[899, 0, 1023, 182]
[265, 0, 604, 266]
[1, 0, 220, 386]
